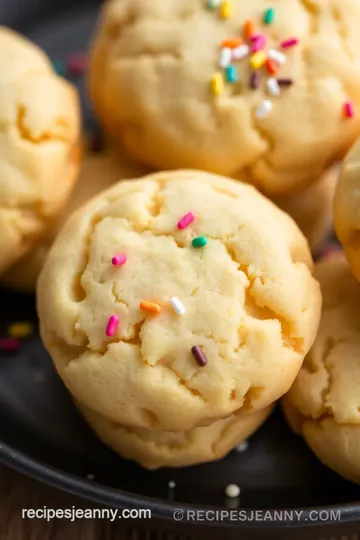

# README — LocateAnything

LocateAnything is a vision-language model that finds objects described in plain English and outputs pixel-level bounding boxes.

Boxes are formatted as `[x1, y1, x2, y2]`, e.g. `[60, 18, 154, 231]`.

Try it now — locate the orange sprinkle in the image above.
[140, 301, 161, 314]
[222, 37, 243, 49]
[266, 58, 278, 75]
[243, 20, 254, 40]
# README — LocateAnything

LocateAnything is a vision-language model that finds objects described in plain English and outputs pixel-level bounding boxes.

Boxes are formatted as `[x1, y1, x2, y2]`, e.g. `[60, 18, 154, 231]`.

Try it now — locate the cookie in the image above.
[273, 165, 338, 252]
[89, 0, 360, 195]
[0, 27, 81, 275]
[37, 170, 321, 432]
[78, 402, 273, 469]
[1, 147, 148, 292]
[282, 254, 360, 484]
[334, 138, 360, 281]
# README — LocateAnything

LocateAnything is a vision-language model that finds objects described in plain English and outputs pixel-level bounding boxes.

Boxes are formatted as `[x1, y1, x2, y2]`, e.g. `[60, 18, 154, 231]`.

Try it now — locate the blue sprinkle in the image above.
[225, 65, 238, 83]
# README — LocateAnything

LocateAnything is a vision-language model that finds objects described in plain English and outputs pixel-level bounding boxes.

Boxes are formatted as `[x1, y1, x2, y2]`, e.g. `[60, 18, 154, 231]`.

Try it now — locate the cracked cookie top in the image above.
[0, 27, 81, 275]
[89, 0, 360, 195]
[1, 146, 148, 292]
[284, 253, 360, 426]
[335, 137, 360, 281]
[37, 170, 321, 431]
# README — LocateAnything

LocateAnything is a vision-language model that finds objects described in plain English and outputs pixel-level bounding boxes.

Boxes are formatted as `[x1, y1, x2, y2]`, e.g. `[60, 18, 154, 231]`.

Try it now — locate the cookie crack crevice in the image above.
[15, 104, 73, 144]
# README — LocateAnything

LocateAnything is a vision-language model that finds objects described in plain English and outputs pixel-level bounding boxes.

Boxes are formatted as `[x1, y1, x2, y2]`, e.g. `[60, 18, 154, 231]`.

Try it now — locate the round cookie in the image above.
[37, 170, 321, 432]
[273, 165, 339, 252]
[78, 402, 273, 469]
[334, 138, 360, 281]
[0, 27, 80, 276]
[89, 0, 360, 195]
[282, 254, 360, 484]
[1, 148, 148, 292]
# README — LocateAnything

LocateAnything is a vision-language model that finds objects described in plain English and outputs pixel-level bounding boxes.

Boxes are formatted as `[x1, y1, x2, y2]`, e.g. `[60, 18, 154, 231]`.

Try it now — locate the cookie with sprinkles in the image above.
[38, 170, 321, 434]
[90, 0, 360, 195]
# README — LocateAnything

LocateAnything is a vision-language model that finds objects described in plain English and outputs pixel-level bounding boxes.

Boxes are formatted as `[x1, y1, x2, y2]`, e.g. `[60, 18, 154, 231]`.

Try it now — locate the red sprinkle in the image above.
[0, 337, 20, 352]
[344, 101, 355, 118]
[177, 212, 195, 230]
[112, 253, 127, 266]
[67, 53, 87, 77]
[281, 38, 299, 49]
[106, 315, 119, 337]
[266, 58, 278, 75]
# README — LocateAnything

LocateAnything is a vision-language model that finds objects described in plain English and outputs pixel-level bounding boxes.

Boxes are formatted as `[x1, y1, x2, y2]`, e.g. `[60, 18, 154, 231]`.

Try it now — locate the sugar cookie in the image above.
[90, 0, 360, 195]
[283, 254, 360, 484]
[38, 170, 321, 432]
[0, 27, 80, 275]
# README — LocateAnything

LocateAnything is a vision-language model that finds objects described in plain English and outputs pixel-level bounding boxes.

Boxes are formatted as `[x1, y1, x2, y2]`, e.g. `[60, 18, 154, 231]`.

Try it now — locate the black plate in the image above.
[0, 1, 359, 538]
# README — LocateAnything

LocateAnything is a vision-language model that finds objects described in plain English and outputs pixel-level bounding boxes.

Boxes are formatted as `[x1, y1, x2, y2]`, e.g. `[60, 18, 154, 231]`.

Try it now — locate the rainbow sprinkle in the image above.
[140, 301, 161, 314]
[106, 315, 119, 337]
[211, 72, 224, 95]
[191, 346, 208, 367]
[281, 37, 299, 49]
[192, 236, 207, 248]
[112, 253, 127, 266]
[0, 337, 20, 353]
[250, 50, 267, 70]
[225, 65, 238, 83]
[220, 1, 232, 19]
[8, 322, 32, 339]
[264, 8, 275, 25]
[170, 297, 186, 316]
[344, 101, 355, 118]
[251, 34, 267, 53]
[177, 212, 195, 230]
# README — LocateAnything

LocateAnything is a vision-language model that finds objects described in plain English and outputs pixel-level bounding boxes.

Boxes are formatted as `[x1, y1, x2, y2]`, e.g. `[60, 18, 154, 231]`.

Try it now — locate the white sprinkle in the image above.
[235, 440, 249, 453]
[266, 77, 281, 96]
[75, 322, 81, 331]
[225, 484, 241, 498]
[170, 297, 186, 316]
[267, 49, 287, 65]
[255, 100, 272, 118]
[86, 473, 95, 480]
[168, 480, 176, 489]
[232, 44, 250, 61]
[219, 47, 232, 68]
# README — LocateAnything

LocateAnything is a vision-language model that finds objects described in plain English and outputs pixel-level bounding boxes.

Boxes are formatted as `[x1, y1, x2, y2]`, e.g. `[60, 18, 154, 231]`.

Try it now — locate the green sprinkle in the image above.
[207, 0, 220, 9]
[264, 7, 275, 24]
[192, 236, 207, 248]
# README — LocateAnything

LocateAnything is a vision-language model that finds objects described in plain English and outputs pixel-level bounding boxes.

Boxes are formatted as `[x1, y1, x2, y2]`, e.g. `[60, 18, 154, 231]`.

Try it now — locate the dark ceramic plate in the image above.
[0, 1, 359, 538]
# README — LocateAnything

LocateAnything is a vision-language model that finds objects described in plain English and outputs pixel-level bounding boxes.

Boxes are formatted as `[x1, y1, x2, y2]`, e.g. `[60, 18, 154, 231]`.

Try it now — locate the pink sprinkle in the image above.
[281, 38, 299, 49]
[251, 34, 267, 52]
[106, 315, 119, 337]
[0, 337, 20, 352]
[177, 212, 196, 230]
[67, 53, 87, 77]
[344, 101, 355, 118]
[112, 253, 127, 266]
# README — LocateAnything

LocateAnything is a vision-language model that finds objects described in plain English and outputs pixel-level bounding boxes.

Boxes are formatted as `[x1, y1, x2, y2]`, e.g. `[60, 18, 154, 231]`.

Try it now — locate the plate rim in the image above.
[1, 440, 360, 530]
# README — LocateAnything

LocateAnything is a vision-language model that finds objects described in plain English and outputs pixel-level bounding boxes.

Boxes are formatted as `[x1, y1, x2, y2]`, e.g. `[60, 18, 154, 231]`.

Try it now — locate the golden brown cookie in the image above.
[334, 138, 360, 281]
[78, 402, 273, 469]
[2, 147, 148, 292]
[273, 165, 338, 251]
[282, 254, 360, 484]
[89, 0, 360, 195]
[0, 27, 81, 275]
[37, 170, 321, 432]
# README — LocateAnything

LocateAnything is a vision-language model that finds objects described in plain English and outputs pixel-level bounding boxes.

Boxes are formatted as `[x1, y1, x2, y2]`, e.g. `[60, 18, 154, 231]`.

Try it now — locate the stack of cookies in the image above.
[0, 0, 359, 481]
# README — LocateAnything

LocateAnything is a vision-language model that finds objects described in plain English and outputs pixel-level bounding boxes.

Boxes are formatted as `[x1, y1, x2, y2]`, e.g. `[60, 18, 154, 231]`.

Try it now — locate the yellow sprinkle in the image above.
[211, 72, 224, 96]
[250, 51, 267, 70]
[8, 322, 33, 338]
[220, 1, 232, 19]
[140, 301, 161, 315]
